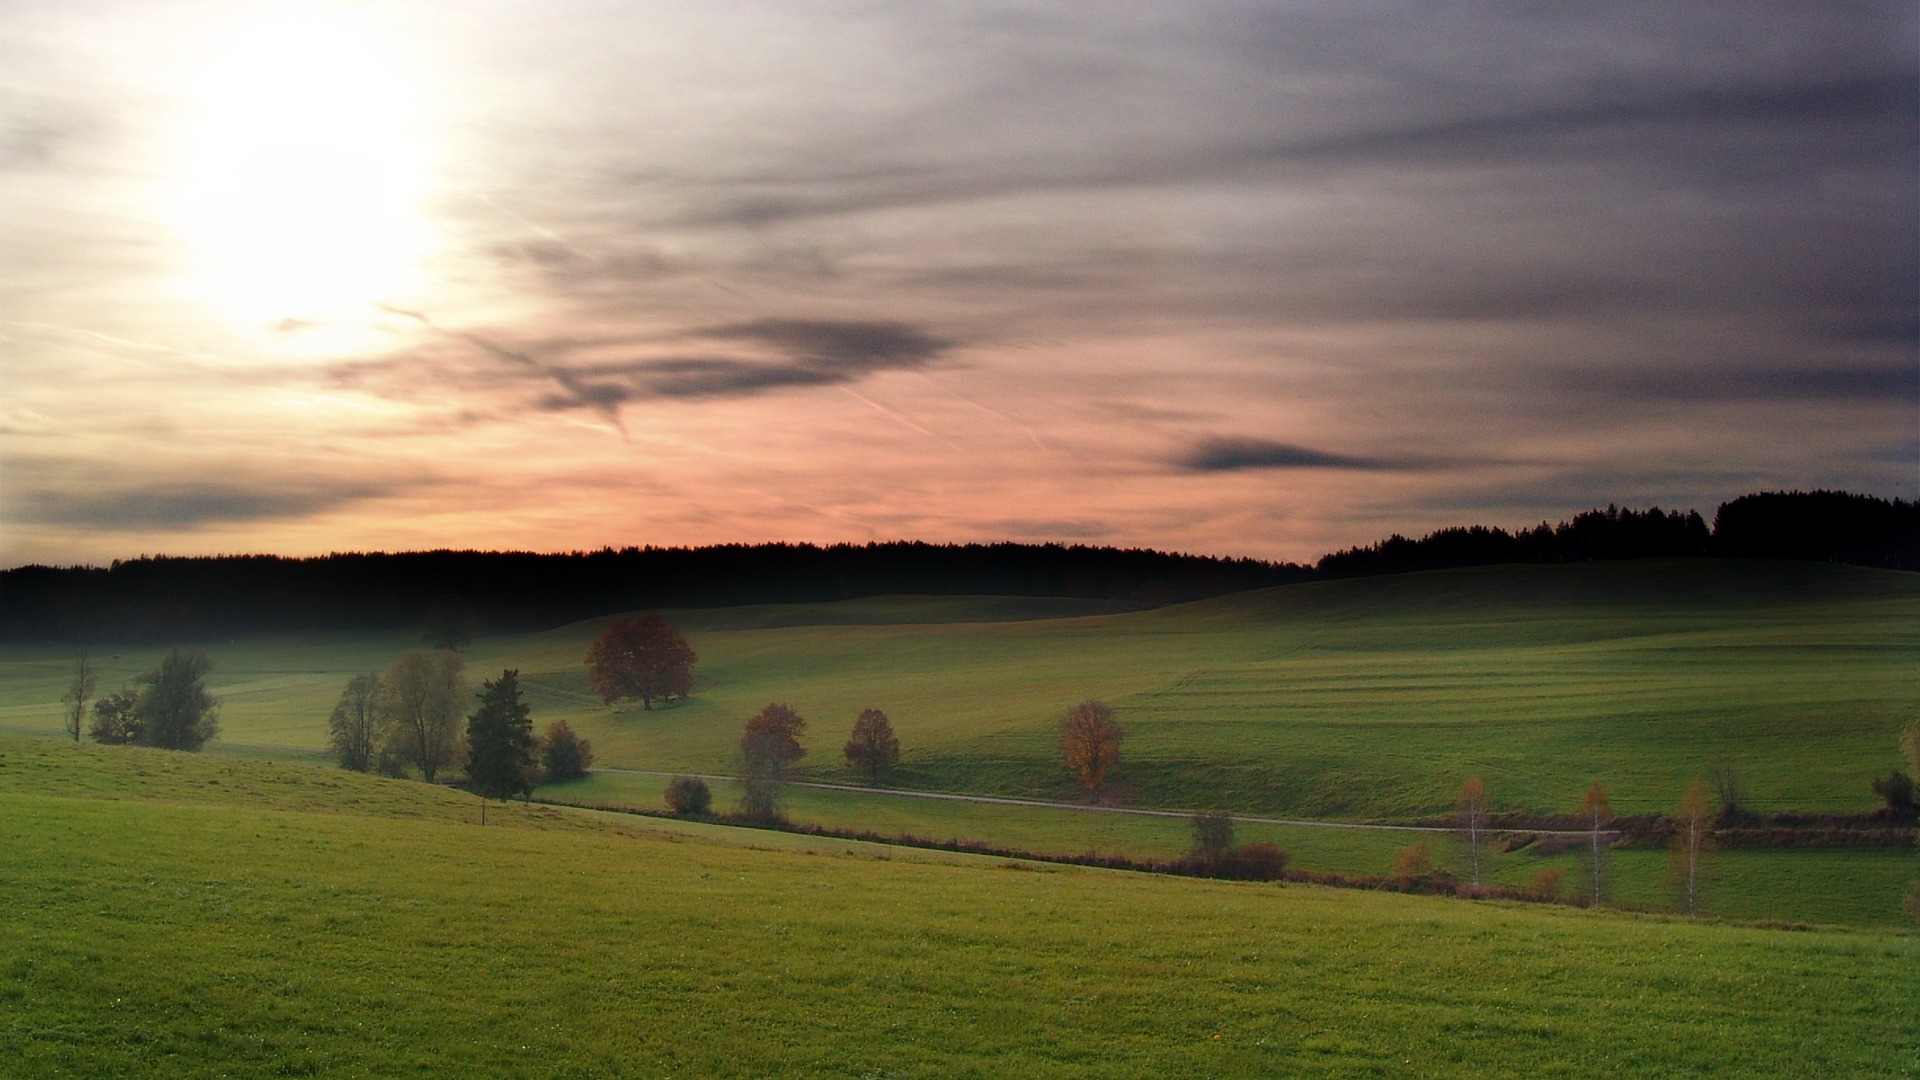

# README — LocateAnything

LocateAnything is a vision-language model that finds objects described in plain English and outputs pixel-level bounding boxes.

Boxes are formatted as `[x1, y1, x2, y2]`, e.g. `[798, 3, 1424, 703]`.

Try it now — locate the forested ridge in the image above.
[3, 489, 1912, 641]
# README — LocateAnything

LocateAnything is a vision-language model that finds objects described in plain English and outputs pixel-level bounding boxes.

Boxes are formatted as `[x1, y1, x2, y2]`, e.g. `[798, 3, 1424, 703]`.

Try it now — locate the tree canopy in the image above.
[586, 614, 697, 709]
[740, 703, 807, 822]
[843, 708, 900, 785]
[742, 703, 808, 778]
[379, 649, 466, 781]
[133, 648, 220, 751]
[1061, 700, 1122, 801]
[540, 719, 595, 782]
[467, 669, 539, 810]
[328, 673, 382, 772]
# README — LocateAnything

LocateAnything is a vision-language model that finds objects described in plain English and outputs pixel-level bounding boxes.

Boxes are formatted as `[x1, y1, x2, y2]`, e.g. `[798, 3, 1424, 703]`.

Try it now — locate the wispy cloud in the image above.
[12, 478, 395, 530]
[1541, 362, 1919, 404]
[1174, 438, 1393, 474]
[345, 315, 955, 422]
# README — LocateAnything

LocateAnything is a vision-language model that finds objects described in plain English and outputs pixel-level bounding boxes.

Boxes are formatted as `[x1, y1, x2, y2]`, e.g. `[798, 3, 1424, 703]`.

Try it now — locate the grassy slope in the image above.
[551, 772, 1920, 928]
[3, 560, 1909, 818]
[2, 740, 1914, 1078]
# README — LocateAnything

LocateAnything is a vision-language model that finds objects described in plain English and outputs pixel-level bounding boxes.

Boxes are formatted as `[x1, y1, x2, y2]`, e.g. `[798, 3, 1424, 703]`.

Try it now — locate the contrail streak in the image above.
[911, 372, 1052, 455]
[838, 385, 954, 446]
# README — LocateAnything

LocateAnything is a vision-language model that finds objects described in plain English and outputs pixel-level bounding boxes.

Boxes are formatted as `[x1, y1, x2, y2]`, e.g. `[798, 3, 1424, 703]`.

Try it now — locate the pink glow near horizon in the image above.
[3, 2, 1912, 568]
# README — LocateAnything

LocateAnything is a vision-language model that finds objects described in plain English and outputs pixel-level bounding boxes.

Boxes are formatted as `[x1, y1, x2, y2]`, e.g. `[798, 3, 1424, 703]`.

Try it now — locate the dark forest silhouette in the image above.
[3, 489, 1912, 642]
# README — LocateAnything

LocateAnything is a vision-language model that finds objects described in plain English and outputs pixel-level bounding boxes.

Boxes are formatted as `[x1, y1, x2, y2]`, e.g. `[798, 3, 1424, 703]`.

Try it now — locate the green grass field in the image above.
[3, 560, 1911, 817]
[2, 740, 1914, 1078]
[548, 771, 1920, 928]
[2, 559, 1913, 925]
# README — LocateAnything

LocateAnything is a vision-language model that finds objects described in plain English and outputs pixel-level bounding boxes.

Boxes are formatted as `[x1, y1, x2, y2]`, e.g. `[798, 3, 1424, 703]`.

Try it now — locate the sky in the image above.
[2, 1, 1914, 568]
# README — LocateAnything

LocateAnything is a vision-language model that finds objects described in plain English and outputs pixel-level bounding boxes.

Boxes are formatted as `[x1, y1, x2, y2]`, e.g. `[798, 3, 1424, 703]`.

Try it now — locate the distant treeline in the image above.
[3, 489, 1913, 642]
[0, 542, 1306, 642]
[1318, 490, 1917, 579]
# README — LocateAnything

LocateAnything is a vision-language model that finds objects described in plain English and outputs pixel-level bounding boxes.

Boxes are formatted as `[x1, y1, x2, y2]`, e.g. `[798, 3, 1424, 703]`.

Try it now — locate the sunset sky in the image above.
[3, 1, 1914, 568]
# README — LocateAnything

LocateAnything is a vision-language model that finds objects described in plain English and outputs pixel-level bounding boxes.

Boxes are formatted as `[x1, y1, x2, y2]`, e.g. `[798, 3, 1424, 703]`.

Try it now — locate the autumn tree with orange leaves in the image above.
[1577, 782, 1613, 905]
[1671, 778, 1715, 916]
[1456, 776, 1490, 887]
[1061, 699, 1122, 802]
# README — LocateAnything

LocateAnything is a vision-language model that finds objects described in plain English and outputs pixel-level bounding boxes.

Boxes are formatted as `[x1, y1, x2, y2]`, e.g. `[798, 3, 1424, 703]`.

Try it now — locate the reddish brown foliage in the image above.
[585, 614, 696, 709]
[1061, 700, 1122, 800]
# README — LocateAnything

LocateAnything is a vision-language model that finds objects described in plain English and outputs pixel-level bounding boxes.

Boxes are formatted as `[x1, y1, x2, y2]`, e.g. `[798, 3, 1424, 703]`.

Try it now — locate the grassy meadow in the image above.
[2, 739, 1914, 1078]
[1, 558, 1914, 925]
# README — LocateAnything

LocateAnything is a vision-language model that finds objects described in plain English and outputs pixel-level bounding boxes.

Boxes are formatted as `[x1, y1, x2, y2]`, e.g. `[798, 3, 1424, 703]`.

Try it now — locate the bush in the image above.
[541, 720, 596, 782]
[1218, 841, 1290, 881]
[1526, 867, 1567, 901]
[1870, 769, 1915, 819]
[1394, 840, 1436, 884]
[88, 689, 142, 745]
[664, 775, 712, 817]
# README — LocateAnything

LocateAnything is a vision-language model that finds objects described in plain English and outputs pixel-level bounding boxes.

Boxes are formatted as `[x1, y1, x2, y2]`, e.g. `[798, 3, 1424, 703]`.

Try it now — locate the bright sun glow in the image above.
[165, 5, 440, 355]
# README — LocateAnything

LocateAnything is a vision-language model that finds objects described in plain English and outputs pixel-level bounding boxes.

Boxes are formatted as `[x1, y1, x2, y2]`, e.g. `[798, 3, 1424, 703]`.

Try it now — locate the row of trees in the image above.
[64, 648, 221, 751]
[16, 488, 1907, 644]
[658, 703, 907, 822]
[326, 651, 596, 808]
[3, 540, 1305, 641]
[1451, 768, 1728, 910]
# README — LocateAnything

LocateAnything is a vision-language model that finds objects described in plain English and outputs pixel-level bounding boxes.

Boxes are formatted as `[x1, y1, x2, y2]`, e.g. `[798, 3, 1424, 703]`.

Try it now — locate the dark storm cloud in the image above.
[13, 478, 394, 530]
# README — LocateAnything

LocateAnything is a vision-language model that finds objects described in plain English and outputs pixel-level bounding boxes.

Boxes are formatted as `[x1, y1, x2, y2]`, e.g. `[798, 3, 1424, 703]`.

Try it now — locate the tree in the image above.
[1671, 778, 1714, 916]
[1870, 769, 1916, 820]
[422, 594, 478, 652]
[541, 719, 595, 782]
[843, 707, 900, 785]
[585, 614, 697, 710]
[378, 649, 466, 781]
[1190, 811, 1236, 870]
[60, 654, 95, 743]
[740, 703, 806, 822]
[327, 673, 382, 772]
[133, 648, 219, 751]
[1576, 782, 1613, 904]
[466, 669, 538, 822]
[665, 775, 712, 816]
[89, 689, 141, 745]
[1455, 776, 1490, 887]
[1061, 699, 1122, 802]
[1705, 759, 1746, 818]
